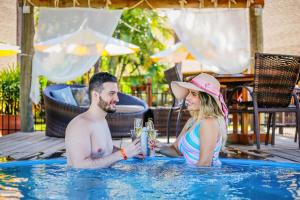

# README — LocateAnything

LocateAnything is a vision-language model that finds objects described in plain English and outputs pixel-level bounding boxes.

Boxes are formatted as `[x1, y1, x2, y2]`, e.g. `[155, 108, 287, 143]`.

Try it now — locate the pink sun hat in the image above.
[171, 73, 228, 117]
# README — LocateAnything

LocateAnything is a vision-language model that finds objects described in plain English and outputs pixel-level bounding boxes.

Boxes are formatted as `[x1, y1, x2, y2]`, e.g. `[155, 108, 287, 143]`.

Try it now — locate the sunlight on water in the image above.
[0, 157, 10, 163]
[0, 158, 299, 199]
[0, 173, 26, 199]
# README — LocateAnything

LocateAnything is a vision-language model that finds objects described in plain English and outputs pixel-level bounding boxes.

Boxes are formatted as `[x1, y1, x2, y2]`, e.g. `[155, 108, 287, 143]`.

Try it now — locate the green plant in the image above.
[0, 65, 20, 114]
[101, 9, 174, 93]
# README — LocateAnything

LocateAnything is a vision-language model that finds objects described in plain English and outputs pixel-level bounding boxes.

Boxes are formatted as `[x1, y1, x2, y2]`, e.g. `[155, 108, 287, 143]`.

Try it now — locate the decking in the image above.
[226, 136, 300, 163]
[0, 131, 299, 163]
[0, 132, 65, 160]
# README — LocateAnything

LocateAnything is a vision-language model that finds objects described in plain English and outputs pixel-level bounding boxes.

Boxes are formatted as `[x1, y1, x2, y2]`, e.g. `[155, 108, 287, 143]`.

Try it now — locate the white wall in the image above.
[263, 0, 300, 55]
[0, 0, 17, 69]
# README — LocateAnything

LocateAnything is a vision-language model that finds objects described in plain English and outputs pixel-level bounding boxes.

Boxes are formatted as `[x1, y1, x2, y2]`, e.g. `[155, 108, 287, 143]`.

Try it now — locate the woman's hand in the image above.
[148, 139, 162, 153]
[148, 139, 181, 157]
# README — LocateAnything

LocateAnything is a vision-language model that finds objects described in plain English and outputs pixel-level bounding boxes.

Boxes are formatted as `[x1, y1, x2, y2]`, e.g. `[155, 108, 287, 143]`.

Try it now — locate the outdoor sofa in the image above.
[43, 84, 148, 138]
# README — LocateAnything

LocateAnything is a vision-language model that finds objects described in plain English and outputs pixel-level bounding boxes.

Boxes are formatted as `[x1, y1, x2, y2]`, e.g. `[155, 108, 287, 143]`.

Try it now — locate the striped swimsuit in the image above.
[178, 121, 222, 166]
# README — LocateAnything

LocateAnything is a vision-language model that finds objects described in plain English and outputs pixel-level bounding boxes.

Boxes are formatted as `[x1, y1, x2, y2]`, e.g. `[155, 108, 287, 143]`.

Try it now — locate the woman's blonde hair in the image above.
[190, 91, 227, 150]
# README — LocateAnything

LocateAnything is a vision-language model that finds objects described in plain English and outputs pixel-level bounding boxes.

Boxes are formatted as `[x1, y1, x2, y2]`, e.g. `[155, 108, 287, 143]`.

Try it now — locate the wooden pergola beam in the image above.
[24, 0, 264, 8]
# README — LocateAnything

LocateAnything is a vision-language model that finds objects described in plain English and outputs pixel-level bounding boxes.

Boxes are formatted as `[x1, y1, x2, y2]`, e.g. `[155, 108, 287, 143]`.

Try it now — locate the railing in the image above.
[0, 101, 20, 136]
[0, 86, 46, 135]
[0, 85, 20, 136]
[0, 84, 172, 135]
[33, 104, 46, 132]
[1, 80, 298, 137]
[129, 82, 173, 106]
[131, 89, 172, 106]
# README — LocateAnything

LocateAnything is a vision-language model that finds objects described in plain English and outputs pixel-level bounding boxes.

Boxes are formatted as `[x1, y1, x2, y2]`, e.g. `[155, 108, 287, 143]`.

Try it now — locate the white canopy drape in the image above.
[165, 9, 250, 74]
[30, 8, 122, 104]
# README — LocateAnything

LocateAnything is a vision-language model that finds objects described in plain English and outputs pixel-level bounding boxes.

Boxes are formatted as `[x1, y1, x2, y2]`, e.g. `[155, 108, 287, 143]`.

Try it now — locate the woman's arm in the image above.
[197, 118, 219, 167]
[155, 117, 194, 157]
[157, 144, 181, 157]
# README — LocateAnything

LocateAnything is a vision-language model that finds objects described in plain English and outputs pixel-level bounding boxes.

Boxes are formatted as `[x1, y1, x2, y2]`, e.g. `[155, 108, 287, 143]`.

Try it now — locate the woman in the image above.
[150, 73, 228, 166]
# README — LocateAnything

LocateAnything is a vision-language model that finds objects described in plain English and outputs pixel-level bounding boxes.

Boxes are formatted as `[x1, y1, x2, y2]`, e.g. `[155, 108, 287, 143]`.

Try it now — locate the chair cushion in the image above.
[116, 105, 144, 113]
[72, 87, 90, 107]
[50, 86, 77, 106]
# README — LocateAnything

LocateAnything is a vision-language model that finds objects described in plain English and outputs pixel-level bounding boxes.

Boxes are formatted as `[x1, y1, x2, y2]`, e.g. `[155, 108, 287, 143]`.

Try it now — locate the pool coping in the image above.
[1, 157, 300, 169]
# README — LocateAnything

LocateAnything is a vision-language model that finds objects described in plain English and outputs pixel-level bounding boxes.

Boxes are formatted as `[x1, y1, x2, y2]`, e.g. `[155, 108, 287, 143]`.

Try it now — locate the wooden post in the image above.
[20, 5, 34, 132]
[249, 5, 264, 72]
[94, 59, 100, 74]
[232, 92, 239, 135]
[146, 77, 152, 106]
[249, 5, 264, 142]
[241, 88, 249, 135]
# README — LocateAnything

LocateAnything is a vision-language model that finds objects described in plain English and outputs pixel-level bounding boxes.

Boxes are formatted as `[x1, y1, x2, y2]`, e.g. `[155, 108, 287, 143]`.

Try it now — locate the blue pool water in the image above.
[0, 157, 300, 199]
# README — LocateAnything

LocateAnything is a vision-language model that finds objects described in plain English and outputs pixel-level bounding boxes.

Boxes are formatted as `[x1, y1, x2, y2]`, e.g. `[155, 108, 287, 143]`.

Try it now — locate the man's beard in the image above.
[97, 96, 117, 113]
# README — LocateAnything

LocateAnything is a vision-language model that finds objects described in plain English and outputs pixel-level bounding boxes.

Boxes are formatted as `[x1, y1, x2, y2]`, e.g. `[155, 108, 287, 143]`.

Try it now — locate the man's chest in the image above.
[90, 123, 113, 157]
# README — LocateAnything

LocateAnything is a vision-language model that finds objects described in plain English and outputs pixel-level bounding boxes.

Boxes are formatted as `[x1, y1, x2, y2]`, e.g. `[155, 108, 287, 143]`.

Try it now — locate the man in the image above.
[65, 72, 141, 168]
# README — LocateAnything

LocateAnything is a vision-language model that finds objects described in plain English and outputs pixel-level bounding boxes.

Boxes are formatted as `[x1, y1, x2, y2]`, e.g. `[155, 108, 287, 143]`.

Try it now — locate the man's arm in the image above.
[65, 123, 124, 168]
[112, 145, 120, 153]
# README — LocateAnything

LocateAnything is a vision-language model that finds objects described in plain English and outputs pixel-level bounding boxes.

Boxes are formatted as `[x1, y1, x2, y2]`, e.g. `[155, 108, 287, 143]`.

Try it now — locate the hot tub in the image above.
[0, 157, 299, 199]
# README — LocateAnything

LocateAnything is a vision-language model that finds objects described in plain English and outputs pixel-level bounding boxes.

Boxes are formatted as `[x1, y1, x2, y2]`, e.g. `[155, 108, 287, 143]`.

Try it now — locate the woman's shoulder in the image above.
[200, 118, 219, 131]
[202, 117, 219, 124]
[183, 117, 195, 127]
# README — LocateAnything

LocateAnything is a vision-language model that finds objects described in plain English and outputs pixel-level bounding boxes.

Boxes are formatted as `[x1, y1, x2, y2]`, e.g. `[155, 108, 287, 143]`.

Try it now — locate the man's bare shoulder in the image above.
[65, 112, 91, 137]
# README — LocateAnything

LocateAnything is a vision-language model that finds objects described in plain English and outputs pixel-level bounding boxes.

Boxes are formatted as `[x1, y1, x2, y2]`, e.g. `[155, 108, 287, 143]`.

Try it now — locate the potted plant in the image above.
[0, 65, 21, 135]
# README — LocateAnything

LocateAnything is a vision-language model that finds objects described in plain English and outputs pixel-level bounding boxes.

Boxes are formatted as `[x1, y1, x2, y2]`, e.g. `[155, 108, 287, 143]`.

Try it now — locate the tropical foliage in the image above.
[0, 65, 20, 114]
[101, 9, 174, 95]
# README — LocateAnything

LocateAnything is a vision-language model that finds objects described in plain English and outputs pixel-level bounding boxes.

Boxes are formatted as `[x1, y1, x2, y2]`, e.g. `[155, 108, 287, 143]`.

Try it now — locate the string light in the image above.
[179, 0, 188, 8]
[105, 0, 112, 9]
[212, 0, 218, 8]
[228, 0, 237, 8]
[247, 0, 255, 8]
[54, 0, 59, 7]
[44, 0, 257, 9]
[198, 0, 204, 8]
[73, 0, 80, 7]
[128, 0, 154, 9]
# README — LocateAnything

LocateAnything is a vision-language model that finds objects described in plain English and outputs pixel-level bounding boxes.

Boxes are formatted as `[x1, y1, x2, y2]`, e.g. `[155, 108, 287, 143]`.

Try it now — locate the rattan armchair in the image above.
[228, 53, 300, 149]
[43, 84, 148, 138]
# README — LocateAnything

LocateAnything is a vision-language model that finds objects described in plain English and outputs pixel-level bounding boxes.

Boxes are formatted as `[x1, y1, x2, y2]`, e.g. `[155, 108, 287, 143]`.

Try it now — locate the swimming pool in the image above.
[0, 157, 299, 199]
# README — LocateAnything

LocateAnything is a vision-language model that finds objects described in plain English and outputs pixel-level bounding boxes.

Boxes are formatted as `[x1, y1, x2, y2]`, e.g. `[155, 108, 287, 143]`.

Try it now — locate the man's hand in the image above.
[122, 138, 142, 158]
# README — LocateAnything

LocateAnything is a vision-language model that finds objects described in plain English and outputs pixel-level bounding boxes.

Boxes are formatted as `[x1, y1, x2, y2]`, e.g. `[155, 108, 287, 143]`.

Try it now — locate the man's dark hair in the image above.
[88, 72, 117, 100]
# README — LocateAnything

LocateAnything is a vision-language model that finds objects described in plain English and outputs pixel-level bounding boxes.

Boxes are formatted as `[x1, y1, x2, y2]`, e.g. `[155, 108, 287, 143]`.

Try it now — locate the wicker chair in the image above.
[164, 64, 186, 143]
[228, 53, 300, 149]
[43, 84, 148, 138]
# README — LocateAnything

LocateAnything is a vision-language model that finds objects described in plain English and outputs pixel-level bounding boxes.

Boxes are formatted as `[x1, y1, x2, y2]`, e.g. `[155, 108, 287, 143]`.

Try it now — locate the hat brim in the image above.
[170, 81, 225, 116]
[171, 81, 199, 100]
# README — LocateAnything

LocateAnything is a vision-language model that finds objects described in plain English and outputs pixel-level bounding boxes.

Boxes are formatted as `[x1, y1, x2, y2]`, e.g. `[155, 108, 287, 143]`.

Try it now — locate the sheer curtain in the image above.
[30, 8, 122, 104]
[165, 9, 250, 74]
